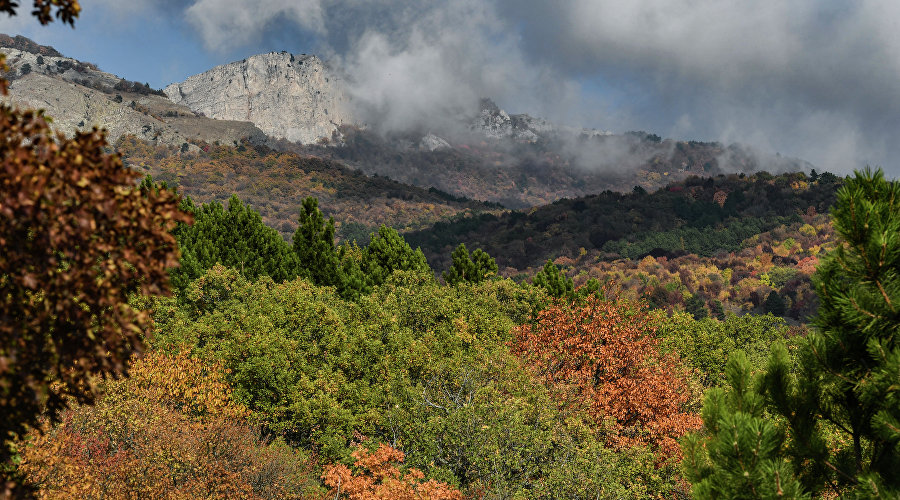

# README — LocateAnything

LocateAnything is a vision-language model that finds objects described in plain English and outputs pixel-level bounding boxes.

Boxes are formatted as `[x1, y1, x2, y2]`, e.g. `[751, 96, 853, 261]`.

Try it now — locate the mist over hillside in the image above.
[1, 34, 817, 212]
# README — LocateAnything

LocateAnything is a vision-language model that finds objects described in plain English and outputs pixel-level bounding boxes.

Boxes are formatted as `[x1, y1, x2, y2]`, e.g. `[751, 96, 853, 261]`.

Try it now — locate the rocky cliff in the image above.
[0, 44, 266, 147]
[165, 52, 354, 144]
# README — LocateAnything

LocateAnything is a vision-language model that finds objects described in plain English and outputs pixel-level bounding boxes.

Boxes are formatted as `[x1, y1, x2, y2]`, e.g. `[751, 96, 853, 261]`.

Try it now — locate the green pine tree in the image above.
[682, 352, 807, 499]
[764, 167, 900, 496]
[684, 168, 900, 498]
[442, 243, 498, 285]
[532, 259, 574, 300]
[763, 291, 786, 316]
[171, 194, 301, 290]
[685, 294, 709, 320]
[360, 225, 431, 288]
[293, 196, 343, 288]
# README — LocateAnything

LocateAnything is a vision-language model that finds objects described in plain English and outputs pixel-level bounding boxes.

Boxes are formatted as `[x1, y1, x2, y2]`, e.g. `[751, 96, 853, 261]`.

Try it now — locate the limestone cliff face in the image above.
[0, 47, 267, 147]
[165, 52, 355, 144]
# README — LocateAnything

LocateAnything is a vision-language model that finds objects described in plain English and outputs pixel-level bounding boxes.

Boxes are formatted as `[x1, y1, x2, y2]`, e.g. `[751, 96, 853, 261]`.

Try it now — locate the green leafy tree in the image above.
[442, 243, 497, 285]
[656, 312, 792, 387]
[532, 259, 574, 300]
[171, 194, 301, 290]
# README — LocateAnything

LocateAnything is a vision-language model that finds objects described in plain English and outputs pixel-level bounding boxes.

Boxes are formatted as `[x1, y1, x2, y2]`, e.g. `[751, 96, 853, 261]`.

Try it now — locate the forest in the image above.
[3, 2, 900, 499]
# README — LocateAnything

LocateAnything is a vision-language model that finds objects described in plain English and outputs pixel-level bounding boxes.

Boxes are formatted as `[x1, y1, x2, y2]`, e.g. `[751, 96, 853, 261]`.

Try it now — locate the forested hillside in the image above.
[408, 170, 840, 270]
[117, 136, 498, 242]
[290, 127, 813, 208]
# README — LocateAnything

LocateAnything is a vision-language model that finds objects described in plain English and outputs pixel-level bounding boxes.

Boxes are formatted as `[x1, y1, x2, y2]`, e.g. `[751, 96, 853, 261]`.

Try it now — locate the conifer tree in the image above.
[763, 167, 900, 496]
[172, 195, 301, 290]
[292, 196, 342, 288]
[442, 243, 498, 285]
[684, 168, 900, 497]
[763, 291, 786, 316]
[360, 225, 431, 287]
[532, 259, 574, 300]
[682, 352, 806, 499]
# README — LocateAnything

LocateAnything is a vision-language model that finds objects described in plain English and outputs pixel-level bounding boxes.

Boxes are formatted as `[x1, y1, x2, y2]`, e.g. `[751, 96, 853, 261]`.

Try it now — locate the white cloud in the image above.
[184, 0, 327, 51]
[89, 0, 900, 173]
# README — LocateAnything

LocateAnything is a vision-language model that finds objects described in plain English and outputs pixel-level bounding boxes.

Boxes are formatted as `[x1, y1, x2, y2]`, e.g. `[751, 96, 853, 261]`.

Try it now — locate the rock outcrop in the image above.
[469, 98, 611, 143]
[0, 46, 266, 147]
[165, 52, 355, 144]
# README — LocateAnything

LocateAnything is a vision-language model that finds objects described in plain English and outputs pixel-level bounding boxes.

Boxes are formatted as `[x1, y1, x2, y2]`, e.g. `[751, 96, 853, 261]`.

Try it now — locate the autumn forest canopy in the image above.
[3, 2, 900, 500]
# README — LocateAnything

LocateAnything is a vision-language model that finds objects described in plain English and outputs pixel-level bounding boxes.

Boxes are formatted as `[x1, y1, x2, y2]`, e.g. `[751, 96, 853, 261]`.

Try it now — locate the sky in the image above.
[1, 0, 898, 175]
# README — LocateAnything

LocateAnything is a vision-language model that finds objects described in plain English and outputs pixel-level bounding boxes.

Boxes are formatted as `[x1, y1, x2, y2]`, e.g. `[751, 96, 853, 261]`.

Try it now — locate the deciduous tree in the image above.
[323, 444, 463, 500]
[0, 3, 189, 492]
[512, 298, 700, 459]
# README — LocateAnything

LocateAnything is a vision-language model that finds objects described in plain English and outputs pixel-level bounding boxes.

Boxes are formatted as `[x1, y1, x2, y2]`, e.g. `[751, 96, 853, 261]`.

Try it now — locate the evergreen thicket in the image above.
[442, 243, 498, 285]
[171, 194, 302, 290]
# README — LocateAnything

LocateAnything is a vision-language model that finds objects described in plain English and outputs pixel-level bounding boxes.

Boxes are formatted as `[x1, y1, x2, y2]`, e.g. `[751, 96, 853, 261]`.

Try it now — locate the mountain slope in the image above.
[117, 137, 497, 242]
[0, 39, 266, 147]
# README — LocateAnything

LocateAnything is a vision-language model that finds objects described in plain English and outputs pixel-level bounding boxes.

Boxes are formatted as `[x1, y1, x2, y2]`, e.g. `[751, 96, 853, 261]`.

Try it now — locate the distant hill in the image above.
[0, 33, 62, 57]
[117, 137, 497, 242]
[406, 171, 841, 271]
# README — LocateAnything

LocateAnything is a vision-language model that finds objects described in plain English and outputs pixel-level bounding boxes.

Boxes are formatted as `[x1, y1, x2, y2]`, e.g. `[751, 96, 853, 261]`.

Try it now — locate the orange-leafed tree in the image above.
[18, 350, 320, 499]
[511, 298, 701, 459]
[323, 444, 463, 500]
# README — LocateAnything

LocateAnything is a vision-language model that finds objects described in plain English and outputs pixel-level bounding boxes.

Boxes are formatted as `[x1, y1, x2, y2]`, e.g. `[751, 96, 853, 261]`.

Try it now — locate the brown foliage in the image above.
[323, 444, 463, 500]
[0, 4, 190, 493]
[17, 351, 319, 499]
[0, 106, 189, 464]
[511, 298, 701, 459]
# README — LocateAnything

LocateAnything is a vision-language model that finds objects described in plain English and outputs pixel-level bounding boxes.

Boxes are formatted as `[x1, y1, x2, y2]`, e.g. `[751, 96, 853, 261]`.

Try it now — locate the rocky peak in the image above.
[0, 41, 266, 148]
[469, 97, 612, 143]
[165, 51, 355, 144]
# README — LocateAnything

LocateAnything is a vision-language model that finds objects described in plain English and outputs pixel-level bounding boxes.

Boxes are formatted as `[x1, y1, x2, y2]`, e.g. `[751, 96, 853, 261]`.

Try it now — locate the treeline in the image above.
[407, 170, 841, 271]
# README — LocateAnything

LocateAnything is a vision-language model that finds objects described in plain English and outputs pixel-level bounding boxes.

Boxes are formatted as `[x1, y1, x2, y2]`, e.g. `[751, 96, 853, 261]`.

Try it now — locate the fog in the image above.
[17, 0, 900, 174]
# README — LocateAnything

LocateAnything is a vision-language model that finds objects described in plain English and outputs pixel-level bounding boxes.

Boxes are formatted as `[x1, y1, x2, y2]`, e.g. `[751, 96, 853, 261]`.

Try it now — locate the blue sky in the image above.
[2, 0, 899, 175]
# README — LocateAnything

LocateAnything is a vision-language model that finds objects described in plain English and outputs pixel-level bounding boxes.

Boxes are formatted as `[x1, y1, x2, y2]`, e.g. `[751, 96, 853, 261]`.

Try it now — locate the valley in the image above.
[3, 11, 896, 498]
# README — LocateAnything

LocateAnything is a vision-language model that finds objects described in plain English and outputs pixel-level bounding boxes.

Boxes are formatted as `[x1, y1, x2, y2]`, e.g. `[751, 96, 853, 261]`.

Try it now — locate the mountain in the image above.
[470, 97, 610, 142]
[164, 51, 354, 144]
[1, 35, 818, 210]
[0, 38, 266, 147]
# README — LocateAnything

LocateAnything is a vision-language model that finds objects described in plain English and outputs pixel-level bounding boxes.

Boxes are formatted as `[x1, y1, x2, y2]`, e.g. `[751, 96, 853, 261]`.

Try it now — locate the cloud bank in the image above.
[82, 0, 900, 174]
